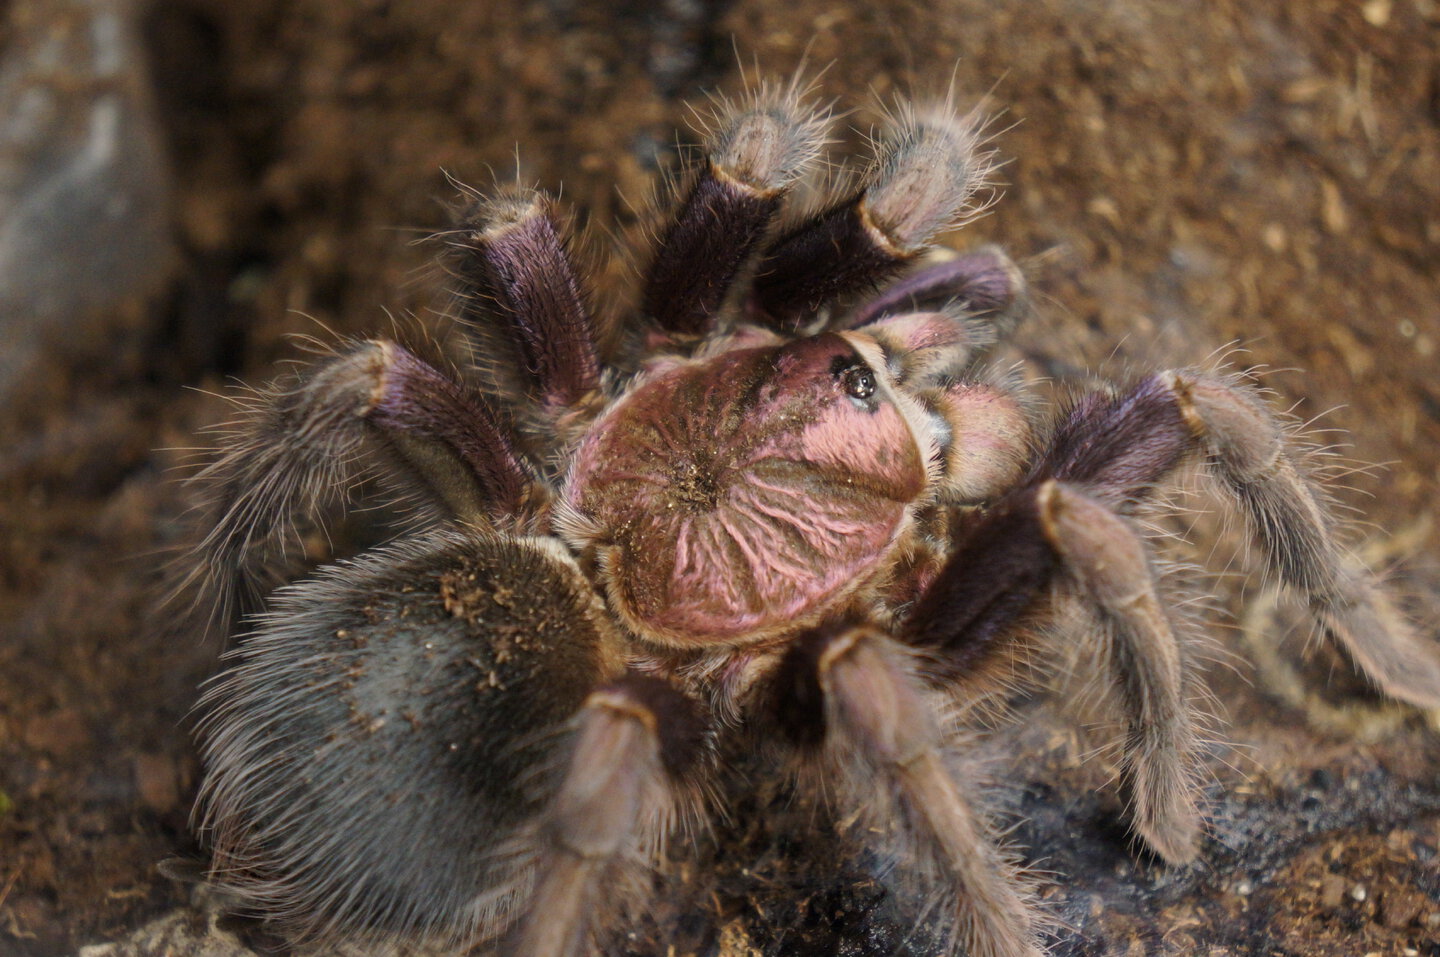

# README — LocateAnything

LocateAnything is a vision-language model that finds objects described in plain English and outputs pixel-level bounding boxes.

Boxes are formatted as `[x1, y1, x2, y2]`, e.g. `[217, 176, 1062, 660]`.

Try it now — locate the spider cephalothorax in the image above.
[565, 330, 933, 647]
[186, 78, 1440, 957]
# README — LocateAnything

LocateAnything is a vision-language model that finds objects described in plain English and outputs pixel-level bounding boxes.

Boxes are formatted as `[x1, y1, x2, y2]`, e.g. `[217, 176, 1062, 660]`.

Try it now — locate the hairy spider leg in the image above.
[510, 674, 705, 957]
[845, 245, 1024, 331]
[1163, 371, 1440, 710]
[443, 190, 601, 412]
[643, 81, 829, 338]
[773, 619, 1046, 957]
[750, 104, 993, 330]
[1043, 370, 1440, 709]
[902, 371, 1440, 859]
[187, 340, 537, 627]
[1034, 479, 1201, 863]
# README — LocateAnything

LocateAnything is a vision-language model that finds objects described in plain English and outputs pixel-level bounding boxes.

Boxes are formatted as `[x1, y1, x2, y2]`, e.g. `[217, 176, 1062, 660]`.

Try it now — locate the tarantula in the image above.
[187, 79, 1440, 957]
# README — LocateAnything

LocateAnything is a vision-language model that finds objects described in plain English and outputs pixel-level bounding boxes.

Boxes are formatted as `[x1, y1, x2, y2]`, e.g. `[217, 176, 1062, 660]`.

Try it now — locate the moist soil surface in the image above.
[2, 0, 1438, 955]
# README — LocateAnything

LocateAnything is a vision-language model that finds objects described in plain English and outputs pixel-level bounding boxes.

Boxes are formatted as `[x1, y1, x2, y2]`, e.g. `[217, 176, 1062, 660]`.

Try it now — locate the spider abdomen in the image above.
[565, 333, 927, 647]
[195, 532, 625, 943]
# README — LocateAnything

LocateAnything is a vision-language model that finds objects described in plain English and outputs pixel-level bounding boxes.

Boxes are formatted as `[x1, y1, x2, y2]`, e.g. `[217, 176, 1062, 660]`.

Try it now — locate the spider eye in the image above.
[842, 365, 876, 400]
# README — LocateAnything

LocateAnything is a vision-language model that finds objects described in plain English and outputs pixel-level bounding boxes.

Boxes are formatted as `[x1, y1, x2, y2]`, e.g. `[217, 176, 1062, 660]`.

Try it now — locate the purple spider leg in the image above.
[899, 376, 1231, 860]
[1036, 481, 1203, 862]
[904, 370, 1440, 862]
[363, 344, 538, 519]
[747, 189, 899, 330]
[643, 82, 829, 338]
[1046, 370, 1440, 709]
[772, 618, 1046, 957]
[1165, 372, 1440, 709]
[904, 478, 1202, 863]
[445, 190, 601, 412]
[749, 106, 993, 331]
[845, 245, 1025, 331]
[187, 340, 537, 624]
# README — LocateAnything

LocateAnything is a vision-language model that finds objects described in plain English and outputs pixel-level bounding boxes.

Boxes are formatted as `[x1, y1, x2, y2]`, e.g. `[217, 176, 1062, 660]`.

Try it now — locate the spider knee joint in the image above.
[814, 626, 939, 769]
[1037, 480, 1155, 607]
[1162, 370, 1282, 478]
[548, 678, 701, 861]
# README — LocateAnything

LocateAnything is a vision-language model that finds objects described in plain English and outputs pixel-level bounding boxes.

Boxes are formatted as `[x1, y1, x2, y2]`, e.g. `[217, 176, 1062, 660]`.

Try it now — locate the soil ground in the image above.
[2, 0, 1438, 954]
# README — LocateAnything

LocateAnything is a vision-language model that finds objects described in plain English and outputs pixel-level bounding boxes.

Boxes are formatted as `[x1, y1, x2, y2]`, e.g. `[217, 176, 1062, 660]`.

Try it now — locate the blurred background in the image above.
[1, 0, 1437, 954]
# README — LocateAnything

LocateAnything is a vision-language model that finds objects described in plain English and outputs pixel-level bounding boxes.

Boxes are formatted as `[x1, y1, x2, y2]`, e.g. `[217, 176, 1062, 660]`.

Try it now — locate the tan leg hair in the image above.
[817, 626, 1045, 957]
[1037, 480, 1202, 863]
[509, 686, 672, 957]
[1166, 371, 1440, 710]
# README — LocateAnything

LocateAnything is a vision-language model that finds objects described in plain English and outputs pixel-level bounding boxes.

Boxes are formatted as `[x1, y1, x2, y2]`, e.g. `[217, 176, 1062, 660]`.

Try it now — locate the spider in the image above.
[185, 79, 1440, 957]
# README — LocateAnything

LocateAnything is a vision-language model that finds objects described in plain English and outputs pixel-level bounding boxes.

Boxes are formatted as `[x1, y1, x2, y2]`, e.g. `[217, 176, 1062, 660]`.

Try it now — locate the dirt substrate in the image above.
[1, 0, 1438, 954]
